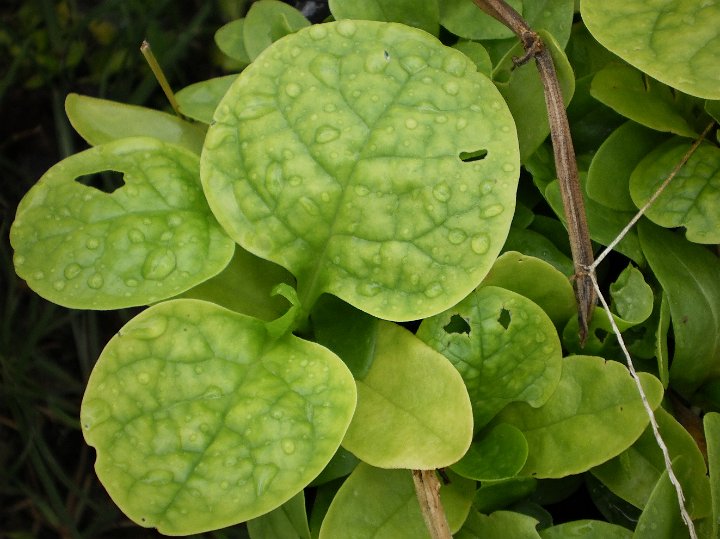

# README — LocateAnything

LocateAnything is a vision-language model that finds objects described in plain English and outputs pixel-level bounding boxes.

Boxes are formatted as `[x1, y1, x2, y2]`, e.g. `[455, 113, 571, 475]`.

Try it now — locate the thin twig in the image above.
[472, 0, 596, 344]
[412, 470, 451, 539]
[140, 40, 182, 117]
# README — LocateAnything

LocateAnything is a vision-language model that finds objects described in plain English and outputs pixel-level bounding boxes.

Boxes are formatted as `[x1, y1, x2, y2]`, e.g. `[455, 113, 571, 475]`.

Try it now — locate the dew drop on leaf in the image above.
[336, 20, 357, 37]
[142, 249, 177, 280]
[315, 126, 340, 143]
[448, 229, 467, 244]
[87, 273, 104, 289]
[443, 81, 460, 95]
[128, 228, 145, 243]
[471, 234, 490, 254]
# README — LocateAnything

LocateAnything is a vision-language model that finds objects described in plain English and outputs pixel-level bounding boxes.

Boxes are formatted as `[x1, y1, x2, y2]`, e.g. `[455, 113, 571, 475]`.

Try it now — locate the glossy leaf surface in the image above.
[176, 75, 237, 124]
[80, 299, 356, 534]
[631, 139, 720, 244]
[342, 321, 473, 469]
[11, 137, 234, 309]
[329, 0, 440, 36]
[495, 356, 664, 478]
[65, 93, 206, 154]
[639, 221, 720, 396]
[202, 21, 519, 321]
[582, 0, 720, 99]
[417, 286, 562, 428]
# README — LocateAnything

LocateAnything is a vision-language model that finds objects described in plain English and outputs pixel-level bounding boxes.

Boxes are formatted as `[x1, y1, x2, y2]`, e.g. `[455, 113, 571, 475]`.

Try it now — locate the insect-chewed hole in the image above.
[498, 308, 511, 330]
[75, 170, 125, 193]
[443, 314, 471, 335]
[459, 148, 488, 163]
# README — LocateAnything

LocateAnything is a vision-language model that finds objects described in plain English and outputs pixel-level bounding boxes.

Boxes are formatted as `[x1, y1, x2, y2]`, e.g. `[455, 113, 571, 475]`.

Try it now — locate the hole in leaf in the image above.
[459, 148, 488, 163]
[595, 328, 609, 341]
[498, 308, 511, 329]
[443, 314, 471, 335]
[75, 170, 125, 193]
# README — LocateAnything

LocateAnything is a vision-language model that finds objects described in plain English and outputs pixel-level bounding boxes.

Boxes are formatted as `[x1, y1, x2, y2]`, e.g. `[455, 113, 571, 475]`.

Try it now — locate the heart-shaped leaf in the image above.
[201, 20, 520, 321]
[341, 321, 473, 469]
[582, 0, 720, 99]
[417, 286, 562, 429]
[11, 137, 234, 309]
[80, 299, 356, 535]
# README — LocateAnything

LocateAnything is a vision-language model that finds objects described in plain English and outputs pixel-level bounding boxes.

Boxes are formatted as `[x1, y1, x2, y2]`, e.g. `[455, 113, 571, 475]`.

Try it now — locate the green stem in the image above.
[140, 40, 182, 116]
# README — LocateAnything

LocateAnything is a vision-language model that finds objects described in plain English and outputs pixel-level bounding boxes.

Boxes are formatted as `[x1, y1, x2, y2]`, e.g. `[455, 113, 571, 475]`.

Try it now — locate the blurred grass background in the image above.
[0, 1, 257, 537]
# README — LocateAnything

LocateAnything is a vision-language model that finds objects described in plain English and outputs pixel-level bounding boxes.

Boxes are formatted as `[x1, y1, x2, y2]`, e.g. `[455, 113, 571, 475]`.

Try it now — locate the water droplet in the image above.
[471, 235, 490, 254]
[285, 82, 301, 97]
[425, 282, 443, 298]
[432, 182, 451, 202]
[299, 197, 320, 215]
[443, 81, 459, 95]
[320, 192, 331, 202]
[405, 118, 418, 130]
[315, 125, 340, 144]
[435, 115, 448, 124]
[14, 255, 25, 266]
[289, 176, 302, 186]
[281, 439, 296, 454]
[125, 278, 139, 287]
[160, 231, 173, 242]
[358, 281, 382, 297]
[86, 238, 100, 250]
[125, 315, 168, 339]
[336, 20, 357, 37]
[354, 185, 369, 196]
[265, 162, 283, 196]
[401, 55, 426, 73]
[310, 53, 339, 87]
[309, 25, 327, 40]
[87, 273, 104, 289]
[502, 163, 515, 172]
[168, 215, 182, 227]
[448, 229, 466, 244]
[457, 118, 468, 130]
[482, 204, 504, 217]
[142, 469, 173, 485]
[138, 372, 150, 384]
[365, 51, 388, 73]
[237, 97, 275, 120]
[195, 365, 204, 374]
[204, 385, 222, 399]
[323, 103, 337, 113]
[32, 270, 45, 280]
[81, 398, 111, 429]
[142, 249, 176, 280]
[128, 228, 145, 243]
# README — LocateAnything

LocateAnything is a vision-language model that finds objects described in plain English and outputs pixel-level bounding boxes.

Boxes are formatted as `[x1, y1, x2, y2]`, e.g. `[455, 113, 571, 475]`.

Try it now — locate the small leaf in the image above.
[80, 299, 356, 535]
[631, 139, 720, 244]
[586, 121, 669, 212]
[243, 0, 310, 61]
[451, 423, 528, 481]
[539, 520, 633, 538]
[247, 491, 311, 539]
[632, 463, 690, 539]
[215, 18, 251, 64]
[329, 0, 440, 36]
[456, 510, 541, 539]
[590, 63, 700, 137]
[503, 227, 575, 277]
[65, 93, 206, 154]
[705, 412, 720, 539]
[439, 0, 521, 40]
[341, 321, 473, 469]
[610, 265, 654, 326]
[638, 220, 720, 396]
[176, 75, 237, 124]
[453, 41, 493, 78]
[521, 0, 575, 49]
[10, 137, 235, 310]
[581, 0, 720, 99]
[495, 356, 664, 478]
[417, 286, 562, 429]
[202, 21, 520, 321]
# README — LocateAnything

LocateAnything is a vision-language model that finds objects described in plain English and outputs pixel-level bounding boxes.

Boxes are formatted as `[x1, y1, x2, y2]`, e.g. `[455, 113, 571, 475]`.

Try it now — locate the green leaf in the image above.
[176, 246, 294, 322]
[417, 286, 562, 429]
[451, 423, 528, 481]
[247, 490, 311, 539]
[591, 407, 710, 518]
[474, 477, 538, 514]
[581, 0, 720, 99]
[329, 0, 440, 36]
[453, 41, 493, 78]
[705, 412, 720, 539]
[243, 0, 310, 61]
[176, 75, 237, 124]
[610, 265, 654, 326]
[481, 251, 575, 329]
[656, 292, 671, 387]
[521, 0, 575, 49]
[631, 139, 720, 244]
[495, 356, 664, 478]
[456, 510, 541, 539]
[341, 321, 473, 469]
[632, 464, 690, 539]
[10, 137, 235, 310]
[439, 0, 521, 40]
[494, 30, 575, 161]
[317, 465, 437, 538]
[65, 93, 207, 154]
[638, 221, 720, 396]
[80, 299, 356, 535]
[202, 20, 520, 321]
[309, 446, 359, 487]
[707, 100, 720, 123]
[215, 18, 251, 64]
[503, 226, 575, 277]
[586, 121, 669, 212]
[540, 520, 633, 538]
[590, 63, 699, 137]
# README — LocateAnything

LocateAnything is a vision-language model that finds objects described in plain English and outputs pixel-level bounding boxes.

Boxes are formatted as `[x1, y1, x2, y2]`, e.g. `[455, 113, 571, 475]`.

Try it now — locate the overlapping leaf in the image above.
[176, 75, 237, 124]
[329, 0, 440, 36]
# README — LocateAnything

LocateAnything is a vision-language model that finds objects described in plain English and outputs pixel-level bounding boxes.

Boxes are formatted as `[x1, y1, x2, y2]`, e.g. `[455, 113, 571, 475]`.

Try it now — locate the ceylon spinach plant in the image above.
[9, 0, 720, 537]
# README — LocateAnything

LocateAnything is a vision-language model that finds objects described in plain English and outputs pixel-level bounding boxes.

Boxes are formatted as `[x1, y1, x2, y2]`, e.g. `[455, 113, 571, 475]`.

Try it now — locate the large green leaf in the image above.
[638, 221, 720, 396]
[329, 0, 440, 36]
[201, 20, 519, 321]
[581, 0, 720, 99]
[495, 356, 664, 478]
[631, 139, 720, 244]
[10, 137, 234, 310]
[80, 299, 356, 535]
[341, 321, 473, 469]
[417, 286, 562, 429]
[65, 93, 207, 154]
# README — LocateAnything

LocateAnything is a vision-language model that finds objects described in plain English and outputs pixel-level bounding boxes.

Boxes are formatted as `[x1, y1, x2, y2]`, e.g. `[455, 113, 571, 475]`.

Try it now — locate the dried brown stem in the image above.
[472, 0, 596, 343]
[412, 470, 451, 539]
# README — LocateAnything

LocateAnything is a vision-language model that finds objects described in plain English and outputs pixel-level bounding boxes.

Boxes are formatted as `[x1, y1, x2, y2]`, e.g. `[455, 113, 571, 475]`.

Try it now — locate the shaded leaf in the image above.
[705, 412, 720, 539]
[329, 0, 440, 36]
[10, 137, 234, 310]
[243, 0, 310, 61]
[503, 227, 575, 277]
[453, 40, 493, 78]
[176, 75, 237, 124]
[632, 463, 690, 539]
[610, 265, 654, 326]
[247, 491, 311, 539]
[215, 18, 251, 64]
[474, 478, 538, 514]
[440, 0, 521, 40]
[80, 299, 356, 535]
[451, 423, 528, 481]
[202, 21, 520, 321]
